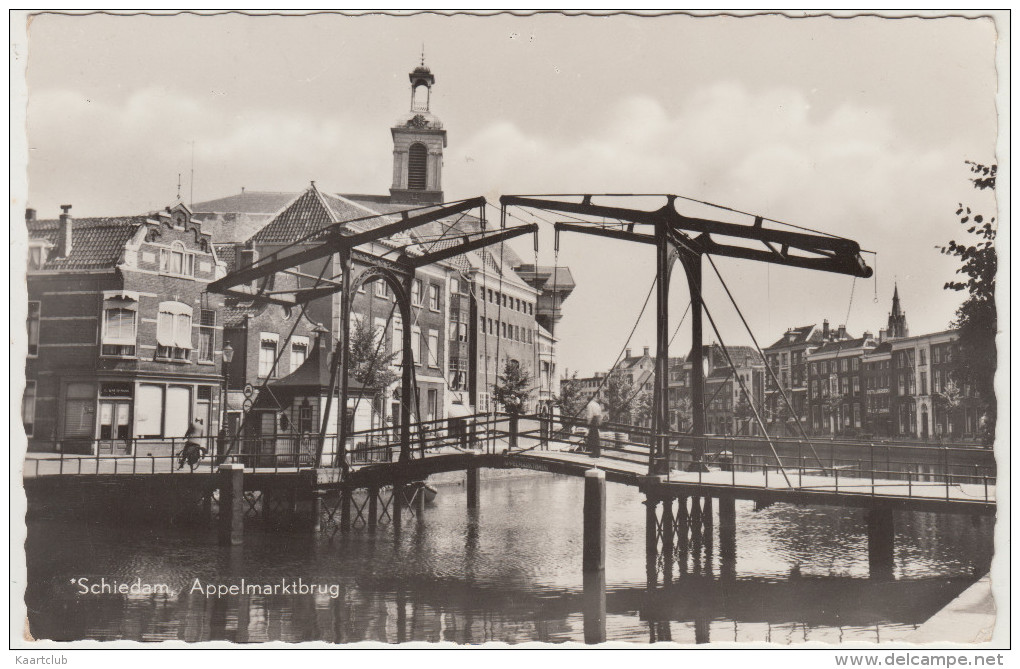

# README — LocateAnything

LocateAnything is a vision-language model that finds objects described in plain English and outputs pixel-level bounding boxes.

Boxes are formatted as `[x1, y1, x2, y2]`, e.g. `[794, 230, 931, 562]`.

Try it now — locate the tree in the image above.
[555, 369, 587, 419]
[601, 373, 635, 424]
[672, 389, 693, 432]
[633, 389, 655, 427]
[348, 318, 399, 390]
[940, 161, 997, 443]
[492, 359, 532, 415]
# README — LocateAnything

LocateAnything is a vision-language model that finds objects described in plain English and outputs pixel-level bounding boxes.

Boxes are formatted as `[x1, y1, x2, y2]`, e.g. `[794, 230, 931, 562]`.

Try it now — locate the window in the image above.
[159, 242, 195, 277]
[427, 389, 439, 421]
[101, 294, 138, 357]
[22, 380, 36, 437]
[156, 301, 192, 360]
[451, 278, 459, 295]
[408, 143, 428, 190]
[27, 301, 40, 356]
[458, 322, 468, 343]
[412, 279, 423, 305]
[298, 400, 314, 433]
[429, 284, 440, 311]
[258, 333, 279, 378]
[488, 318, 494, 335]
[853, 376, 860, 393]
[411, 327, 422, 365]
[375, 281, 389, 299]
[852, 358, 860, 371]
[487, 289, 493, 303]
[502, 322, 507, 338]
[291, 335, 309, 370]
[392, 316, 403, 363]
[28, 243, 50, 270]
[64, 382, 97, 439]
[853, 403, 861, 428]
[428, 329, 439, 368]
[919, 348, 927, 366]
[198, 309, 216, 362]
[920, 371, 928, 395]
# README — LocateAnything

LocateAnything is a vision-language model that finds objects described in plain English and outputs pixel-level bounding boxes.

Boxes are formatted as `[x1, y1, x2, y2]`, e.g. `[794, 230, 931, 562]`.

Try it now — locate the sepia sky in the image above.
[17, 11, 1003, 376]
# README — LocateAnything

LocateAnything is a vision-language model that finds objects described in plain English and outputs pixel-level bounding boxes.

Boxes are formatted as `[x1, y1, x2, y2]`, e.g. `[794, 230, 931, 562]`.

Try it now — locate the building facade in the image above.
[24, 203, 227, 455]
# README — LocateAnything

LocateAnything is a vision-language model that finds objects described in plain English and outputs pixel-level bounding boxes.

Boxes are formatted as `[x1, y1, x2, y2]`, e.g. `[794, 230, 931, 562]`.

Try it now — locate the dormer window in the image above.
[28, 242, 51, 270]
[160, 242, 195, 277]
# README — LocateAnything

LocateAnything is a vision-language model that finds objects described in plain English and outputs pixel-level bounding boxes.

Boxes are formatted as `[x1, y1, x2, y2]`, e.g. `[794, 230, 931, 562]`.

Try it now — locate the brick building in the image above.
[763, 320, 853, 436]
[23, 203, 226, 455]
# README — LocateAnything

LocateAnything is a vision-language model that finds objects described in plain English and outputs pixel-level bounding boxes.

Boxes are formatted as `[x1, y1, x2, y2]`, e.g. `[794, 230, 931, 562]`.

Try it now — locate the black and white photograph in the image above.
[10, 9, 1008, 656]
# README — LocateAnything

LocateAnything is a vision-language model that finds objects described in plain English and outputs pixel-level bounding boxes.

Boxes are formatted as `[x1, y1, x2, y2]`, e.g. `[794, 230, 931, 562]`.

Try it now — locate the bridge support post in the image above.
[718, 495, 736, 580]
[298, 469, 320, 533]
[340, 486, 352, 533]
[866, 507, 895, 580]
[415, 483, 426, 524]
[583, 469, 606, 573]
[368, 486, 378, 532]
[217, 463, 245, 546]
[392, 485, 403, 531]
[583, 569, 607, 645]
[661, 497, 675, 583]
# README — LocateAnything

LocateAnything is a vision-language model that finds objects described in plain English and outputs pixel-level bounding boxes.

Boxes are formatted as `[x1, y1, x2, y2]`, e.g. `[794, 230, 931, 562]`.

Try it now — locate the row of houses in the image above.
[21, 60, 576, 459]
[562, 287, 980, 442]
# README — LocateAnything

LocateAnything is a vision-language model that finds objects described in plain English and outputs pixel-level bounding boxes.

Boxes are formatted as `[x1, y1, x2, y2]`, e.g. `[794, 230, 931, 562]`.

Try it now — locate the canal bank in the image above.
[892, 574, 996, 644]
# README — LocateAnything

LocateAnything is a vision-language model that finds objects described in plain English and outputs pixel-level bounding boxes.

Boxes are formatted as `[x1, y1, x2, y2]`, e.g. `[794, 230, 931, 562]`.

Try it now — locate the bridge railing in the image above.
[664, 435, 996, 504]
[22, 435, 336, 477]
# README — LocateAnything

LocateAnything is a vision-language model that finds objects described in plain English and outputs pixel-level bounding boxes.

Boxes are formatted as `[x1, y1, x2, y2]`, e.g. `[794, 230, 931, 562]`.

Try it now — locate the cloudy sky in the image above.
[16, 11, 1002, 376]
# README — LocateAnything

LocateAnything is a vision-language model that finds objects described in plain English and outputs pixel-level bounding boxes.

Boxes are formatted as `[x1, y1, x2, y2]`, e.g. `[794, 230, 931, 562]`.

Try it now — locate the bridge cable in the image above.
[669, 231, 793, 487]
[701, 250, 829, 473]
[508, 271, 658, 456]
[215, 247, 335, 465]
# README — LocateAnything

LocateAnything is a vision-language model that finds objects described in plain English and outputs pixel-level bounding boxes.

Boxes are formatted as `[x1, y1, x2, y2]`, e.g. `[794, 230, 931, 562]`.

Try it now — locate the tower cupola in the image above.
[390, 54, 447, 205]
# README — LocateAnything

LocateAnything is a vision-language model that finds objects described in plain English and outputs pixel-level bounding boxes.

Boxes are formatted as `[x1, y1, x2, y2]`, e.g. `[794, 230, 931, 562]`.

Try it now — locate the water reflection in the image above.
[25, 473, 992, 644]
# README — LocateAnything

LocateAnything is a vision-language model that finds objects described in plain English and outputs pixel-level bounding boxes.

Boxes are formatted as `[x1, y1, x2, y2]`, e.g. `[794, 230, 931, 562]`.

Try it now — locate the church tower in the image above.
[389, 56, 447, 205]
[887, 283, 909, 339]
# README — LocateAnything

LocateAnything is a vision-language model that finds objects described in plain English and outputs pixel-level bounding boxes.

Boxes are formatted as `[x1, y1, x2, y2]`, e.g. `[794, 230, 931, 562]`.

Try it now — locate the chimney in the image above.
[822, 319, 830, 340]
[863, 331, 873, 341]
[57, 204, 73, 257]
[625, 348, 632, 359]
[25, 207, 35, 221]
[879, 328, 887, 343]
[643, 346, 650, 357]
[838, 324, 847, 339]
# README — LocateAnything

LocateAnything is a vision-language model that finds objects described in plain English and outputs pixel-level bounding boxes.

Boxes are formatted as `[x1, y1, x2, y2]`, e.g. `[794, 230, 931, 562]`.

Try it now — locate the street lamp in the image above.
[221, 342, 234, 444]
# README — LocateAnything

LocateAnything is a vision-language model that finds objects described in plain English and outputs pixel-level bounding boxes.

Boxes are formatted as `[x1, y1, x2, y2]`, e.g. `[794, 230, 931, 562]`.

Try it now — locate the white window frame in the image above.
[259, 332, 280, 378]
[101, 293, 139, 357]
[427, 329, 440, 368]
[290, 335, 310, 371]
[156, 301, 193, 360]
[429, 284, 440, 311]
[411, 326, 422, 365]
[22, 379, 36, 437]
[198, 309, 216, 362]
[159, 241, 195, 277]
[27, 300, 40, 357]
[412, 279, 423, 305]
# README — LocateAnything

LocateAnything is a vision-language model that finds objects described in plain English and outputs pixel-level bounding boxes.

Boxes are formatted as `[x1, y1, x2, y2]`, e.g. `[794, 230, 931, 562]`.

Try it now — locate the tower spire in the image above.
[887, 282, 908, 339]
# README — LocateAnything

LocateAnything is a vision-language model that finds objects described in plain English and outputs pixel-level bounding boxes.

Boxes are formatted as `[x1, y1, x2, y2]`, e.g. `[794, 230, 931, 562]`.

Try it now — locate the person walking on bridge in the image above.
[584, 398, 604, 457]
[177, 418, 206, 472]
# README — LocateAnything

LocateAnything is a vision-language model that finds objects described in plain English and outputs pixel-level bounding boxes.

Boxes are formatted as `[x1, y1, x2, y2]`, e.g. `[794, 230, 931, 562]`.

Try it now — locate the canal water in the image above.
[24, 472, 993, 644]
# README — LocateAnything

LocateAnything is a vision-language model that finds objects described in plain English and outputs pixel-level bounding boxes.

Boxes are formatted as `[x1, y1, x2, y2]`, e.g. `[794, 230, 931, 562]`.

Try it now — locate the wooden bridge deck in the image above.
[22, 430, 996, 515]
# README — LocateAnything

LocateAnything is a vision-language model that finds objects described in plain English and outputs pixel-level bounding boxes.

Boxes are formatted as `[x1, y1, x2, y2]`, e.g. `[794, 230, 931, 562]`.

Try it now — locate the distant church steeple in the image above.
[389, 55, 446, 205]
[887, 283, 909, 339]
